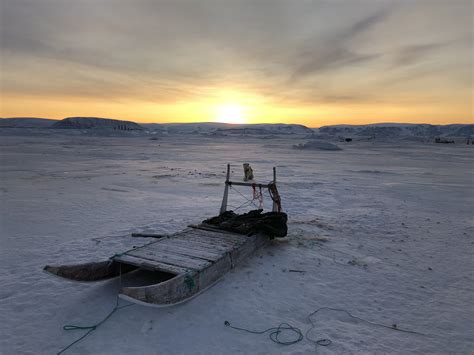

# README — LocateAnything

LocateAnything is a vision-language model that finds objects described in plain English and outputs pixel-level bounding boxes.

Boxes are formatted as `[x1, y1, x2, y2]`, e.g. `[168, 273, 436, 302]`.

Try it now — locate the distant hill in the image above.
[142, 122, 229, 134]
[215, 123, 312, 136]
[2, 118, 472, 138]
[143, 122, 313, 135]
[318, 123, 474, 138]
[52, 117, 143, 130]
[0, 117, 57, 128]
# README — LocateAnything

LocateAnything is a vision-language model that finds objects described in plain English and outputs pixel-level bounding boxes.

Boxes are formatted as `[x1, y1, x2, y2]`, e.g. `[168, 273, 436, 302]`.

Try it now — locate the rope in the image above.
[229, 185, 260, 211]
[56, 265, 135, 354]
[306, 307, 426, 337]
[224, 306, 425, 349]
[229, 182, 279, 212]
[224, 321, 304, 345]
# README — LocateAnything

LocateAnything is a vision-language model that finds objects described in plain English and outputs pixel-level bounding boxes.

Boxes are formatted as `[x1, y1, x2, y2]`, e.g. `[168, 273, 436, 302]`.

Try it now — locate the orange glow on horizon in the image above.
[1, 89, 472, 128]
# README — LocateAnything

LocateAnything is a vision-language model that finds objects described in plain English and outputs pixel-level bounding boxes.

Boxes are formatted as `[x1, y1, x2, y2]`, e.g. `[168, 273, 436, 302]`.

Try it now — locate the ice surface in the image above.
[0, 131, 473, 354]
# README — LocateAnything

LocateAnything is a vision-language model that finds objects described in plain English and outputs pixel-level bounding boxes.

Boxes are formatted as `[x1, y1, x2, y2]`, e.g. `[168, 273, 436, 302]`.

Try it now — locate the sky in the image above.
[1, 0, 472, 127]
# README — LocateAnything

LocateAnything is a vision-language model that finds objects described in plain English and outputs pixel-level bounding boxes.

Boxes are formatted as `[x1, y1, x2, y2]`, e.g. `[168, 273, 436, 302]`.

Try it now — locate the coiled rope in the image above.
[224, 321, 304, 345]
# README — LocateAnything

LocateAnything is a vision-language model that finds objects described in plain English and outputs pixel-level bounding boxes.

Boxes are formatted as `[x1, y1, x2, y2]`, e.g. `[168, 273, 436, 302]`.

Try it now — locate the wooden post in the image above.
[272, 167, 277, 212]
[220, 164, 231, 215]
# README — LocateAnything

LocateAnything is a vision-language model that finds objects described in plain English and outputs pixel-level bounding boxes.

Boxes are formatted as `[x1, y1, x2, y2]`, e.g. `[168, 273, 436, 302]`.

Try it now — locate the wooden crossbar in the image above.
[226, 181, 272, 188]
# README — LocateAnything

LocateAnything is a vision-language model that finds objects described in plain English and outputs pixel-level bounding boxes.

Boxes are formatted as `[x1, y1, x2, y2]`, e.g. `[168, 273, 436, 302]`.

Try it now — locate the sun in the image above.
[215, 104, 246, 124]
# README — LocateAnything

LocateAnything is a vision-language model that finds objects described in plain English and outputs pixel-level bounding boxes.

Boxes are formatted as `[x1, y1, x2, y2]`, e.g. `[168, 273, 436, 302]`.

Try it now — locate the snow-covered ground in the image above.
[0, 132, 473, 354]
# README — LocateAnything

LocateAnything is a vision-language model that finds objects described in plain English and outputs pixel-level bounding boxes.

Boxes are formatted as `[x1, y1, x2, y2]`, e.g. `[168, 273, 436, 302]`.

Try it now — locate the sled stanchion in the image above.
[220, 164, 231, 215]
[220, 165, 281, 214]
[272, 167, 277, 212]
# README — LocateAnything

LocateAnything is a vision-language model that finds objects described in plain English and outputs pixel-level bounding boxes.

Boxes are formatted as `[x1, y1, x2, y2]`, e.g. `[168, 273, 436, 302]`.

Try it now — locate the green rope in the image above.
[224, 321, 304, 345]
[57, 264, 134, 354]
[57, 235, 178, 353]
[57, 298, 134, 354]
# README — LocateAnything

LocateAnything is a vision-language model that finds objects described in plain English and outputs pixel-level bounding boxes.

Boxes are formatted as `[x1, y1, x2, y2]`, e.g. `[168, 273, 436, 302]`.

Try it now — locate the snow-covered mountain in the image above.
[0, 117, 57, 128]
[52, 117, 143, 130]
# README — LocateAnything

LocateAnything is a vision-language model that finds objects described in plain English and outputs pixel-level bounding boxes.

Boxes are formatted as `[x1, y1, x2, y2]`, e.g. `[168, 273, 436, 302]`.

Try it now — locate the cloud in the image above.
[390, 37, 472, 68]
[288, 9, 389, 80]
[1, 0, 472, 114]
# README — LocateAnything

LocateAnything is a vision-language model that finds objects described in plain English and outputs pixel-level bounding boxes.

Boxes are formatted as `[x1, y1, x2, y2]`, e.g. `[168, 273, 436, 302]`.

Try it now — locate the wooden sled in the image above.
[45, 226, 268, 306]
[44, 165, 283, 306]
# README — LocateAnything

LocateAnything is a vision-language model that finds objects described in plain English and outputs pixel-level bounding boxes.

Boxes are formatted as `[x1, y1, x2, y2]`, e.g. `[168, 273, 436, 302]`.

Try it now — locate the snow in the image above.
[0, 130, 473, 354]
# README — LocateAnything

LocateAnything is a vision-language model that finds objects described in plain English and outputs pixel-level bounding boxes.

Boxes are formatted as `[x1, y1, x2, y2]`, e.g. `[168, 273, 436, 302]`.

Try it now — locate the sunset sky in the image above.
[1, 0, 472, 127]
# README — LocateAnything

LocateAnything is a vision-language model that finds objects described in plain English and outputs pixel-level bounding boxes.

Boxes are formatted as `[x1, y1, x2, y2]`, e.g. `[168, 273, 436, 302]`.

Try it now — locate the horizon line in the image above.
[1, 116, 472, 129]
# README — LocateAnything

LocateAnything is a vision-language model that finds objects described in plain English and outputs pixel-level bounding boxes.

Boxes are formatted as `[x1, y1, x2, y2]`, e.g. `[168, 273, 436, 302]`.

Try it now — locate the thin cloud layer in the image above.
[1, 0, 472, 124]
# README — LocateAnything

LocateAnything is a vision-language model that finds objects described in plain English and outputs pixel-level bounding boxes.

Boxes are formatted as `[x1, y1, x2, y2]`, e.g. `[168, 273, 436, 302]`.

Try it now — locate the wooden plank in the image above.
[126, 248, 211, 270]
[190, 226, 249, 241]
[175, 233, 241, 248]
[227, 181, 270, 188]
[153, 233, 236, 251]
[113, 254, 188, 275]
[185, 229, 248, 244]
[155, 238, 228, 256]
[174, 229, 240, 242]
[188, 227, 246, 237]
[146, 243, 224, 262]
[157, 237, 233, 253]
[178, 227, 246, 240]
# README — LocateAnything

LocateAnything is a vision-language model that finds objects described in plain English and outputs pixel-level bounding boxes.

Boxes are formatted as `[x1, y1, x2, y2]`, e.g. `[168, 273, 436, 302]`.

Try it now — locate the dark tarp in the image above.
[203, 209, 288, 239]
